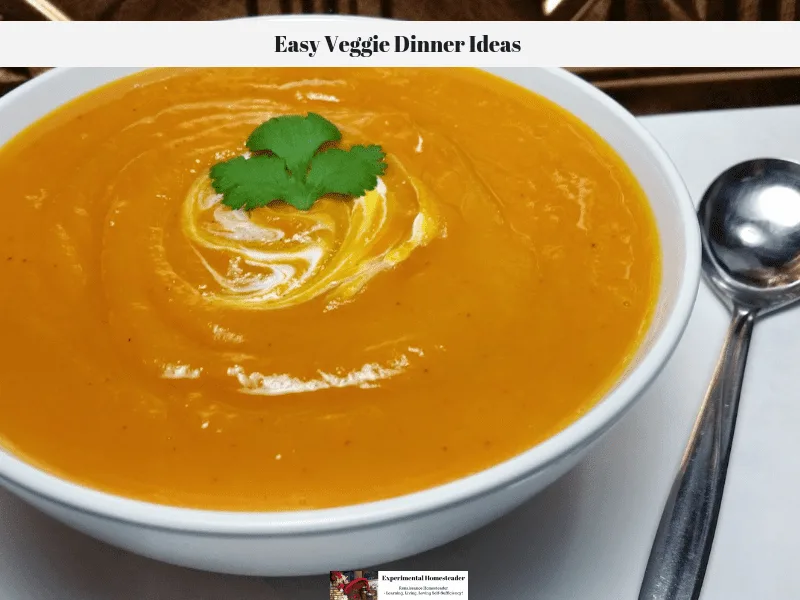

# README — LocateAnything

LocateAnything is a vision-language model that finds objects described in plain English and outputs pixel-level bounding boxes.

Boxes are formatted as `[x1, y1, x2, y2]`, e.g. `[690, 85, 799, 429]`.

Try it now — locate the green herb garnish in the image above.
[209, 113, 387, 211]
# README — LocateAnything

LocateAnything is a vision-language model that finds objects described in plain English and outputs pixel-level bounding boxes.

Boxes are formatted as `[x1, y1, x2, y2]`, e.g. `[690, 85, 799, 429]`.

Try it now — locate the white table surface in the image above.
[2, 105, 800, 600]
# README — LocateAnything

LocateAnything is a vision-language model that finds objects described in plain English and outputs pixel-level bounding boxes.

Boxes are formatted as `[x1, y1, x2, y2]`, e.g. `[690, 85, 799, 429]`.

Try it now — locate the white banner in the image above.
[377, 571, 468, 599]
[1, 19, 800, 67]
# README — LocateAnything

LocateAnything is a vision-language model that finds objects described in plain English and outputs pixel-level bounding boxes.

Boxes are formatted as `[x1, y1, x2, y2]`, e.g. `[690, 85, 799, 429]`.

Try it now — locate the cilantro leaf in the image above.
[306, 145, 388, 197]
[211, 155, 295, 211]
[246, 112, 341, 177]
[209, 113, 387, 212]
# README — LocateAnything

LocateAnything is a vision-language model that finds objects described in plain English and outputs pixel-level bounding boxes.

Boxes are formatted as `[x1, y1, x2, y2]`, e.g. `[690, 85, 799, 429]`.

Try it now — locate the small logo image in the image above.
[330, 570, 379, 600]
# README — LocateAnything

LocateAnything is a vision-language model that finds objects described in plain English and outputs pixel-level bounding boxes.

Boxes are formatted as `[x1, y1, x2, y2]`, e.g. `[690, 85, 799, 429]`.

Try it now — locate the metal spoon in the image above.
[639, 158, 800, 600]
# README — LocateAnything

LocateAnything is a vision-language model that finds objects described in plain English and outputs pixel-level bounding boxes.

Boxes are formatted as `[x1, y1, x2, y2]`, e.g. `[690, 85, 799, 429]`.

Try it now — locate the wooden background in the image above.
[4, 0, 800, 21]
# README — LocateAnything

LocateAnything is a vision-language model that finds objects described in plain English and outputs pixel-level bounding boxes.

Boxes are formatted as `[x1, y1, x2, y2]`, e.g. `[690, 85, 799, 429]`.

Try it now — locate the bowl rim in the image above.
[0, 64, 702, 536]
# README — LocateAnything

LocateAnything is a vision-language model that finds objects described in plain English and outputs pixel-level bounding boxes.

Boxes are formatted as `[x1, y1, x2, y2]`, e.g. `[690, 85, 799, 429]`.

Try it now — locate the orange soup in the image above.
[0, 68, 660, 510]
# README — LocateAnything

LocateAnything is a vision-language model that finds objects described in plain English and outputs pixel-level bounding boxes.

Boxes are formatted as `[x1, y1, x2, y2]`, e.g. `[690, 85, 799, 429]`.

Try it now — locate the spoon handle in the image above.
[638, 307, 755, 600]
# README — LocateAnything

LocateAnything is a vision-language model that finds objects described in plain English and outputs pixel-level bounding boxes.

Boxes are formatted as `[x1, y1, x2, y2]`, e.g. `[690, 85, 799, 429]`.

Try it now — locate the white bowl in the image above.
[0, 66, 701, 576]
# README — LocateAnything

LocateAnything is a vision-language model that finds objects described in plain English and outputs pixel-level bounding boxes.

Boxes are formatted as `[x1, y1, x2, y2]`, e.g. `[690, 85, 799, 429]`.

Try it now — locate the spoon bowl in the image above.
[699, 158, 800, 314]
